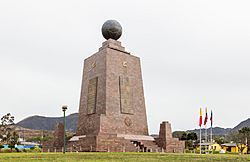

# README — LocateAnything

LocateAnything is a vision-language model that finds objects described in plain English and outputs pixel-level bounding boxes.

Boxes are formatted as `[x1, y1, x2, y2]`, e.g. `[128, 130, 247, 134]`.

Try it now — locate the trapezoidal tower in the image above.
[70, 20, 163, 152]
[76, 38, 149, 137]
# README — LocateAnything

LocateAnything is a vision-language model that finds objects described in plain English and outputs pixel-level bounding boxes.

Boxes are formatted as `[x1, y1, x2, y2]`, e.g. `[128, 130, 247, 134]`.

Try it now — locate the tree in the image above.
[180, 132, 188, 140]
[0, 113, 19, 148]
[0, 113, 15, 138]
[8, 131, 19, 150]
[187, 132, 198, 141]
[239, 127, 250, 144]
[225, 127, 250, 154]
[214, 136, 227, 145]
[226, 131, 239, 143]
[173, 131, 186, 139]
[1, 113, 14, 126]
[173, 131, 198, 150]
[238, 127, 250, 153]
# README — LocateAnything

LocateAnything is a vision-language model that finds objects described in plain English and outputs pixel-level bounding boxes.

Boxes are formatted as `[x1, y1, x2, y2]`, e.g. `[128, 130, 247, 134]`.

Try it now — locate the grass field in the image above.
[0, 152, 250, 162]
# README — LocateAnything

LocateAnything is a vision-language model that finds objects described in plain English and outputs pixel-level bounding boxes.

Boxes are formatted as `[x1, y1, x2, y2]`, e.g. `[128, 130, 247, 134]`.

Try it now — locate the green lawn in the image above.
[0, 152, 250, 162]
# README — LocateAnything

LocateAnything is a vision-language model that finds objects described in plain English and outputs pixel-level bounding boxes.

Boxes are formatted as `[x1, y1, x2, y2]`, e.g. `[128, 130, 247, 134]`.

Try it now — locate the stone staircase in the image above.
[67, 135, 163, 152]
[130, 140, 162, 152]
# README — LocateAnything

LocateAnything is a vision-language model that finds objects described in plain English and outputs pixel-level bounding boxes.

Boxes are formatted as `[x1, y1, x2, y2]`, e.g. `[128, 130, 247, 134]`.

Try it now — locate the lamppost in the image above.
[62, 105, 68, 154]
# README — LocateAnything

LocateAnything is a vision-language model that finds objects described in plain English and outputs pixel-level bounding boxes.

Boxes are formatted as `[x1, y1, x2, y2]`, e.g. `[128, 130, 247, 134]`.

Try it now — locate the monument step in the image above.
[131, 140, 162, 152]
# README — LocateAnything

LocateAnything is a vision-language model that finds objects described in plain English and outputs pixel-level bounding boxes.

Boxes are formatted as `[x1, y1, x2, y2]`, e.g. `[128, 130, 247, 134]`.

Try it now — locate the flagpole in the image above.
[210, 110, 213, 153]
[200, 126, 201, 154]
[203, 107, 208, 154]
[210, 110, 213, 143]
[210, 125, 212, 143]
[205, 124, 207, 154]
[199, 108, 202, 154]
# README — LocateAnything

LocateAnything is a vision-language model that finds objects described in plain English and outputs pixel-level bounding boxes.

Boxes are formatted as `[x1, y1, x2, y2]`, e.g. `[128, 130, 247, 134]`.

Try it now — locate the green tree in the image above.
[8, 131, 19, 150]
[226, 131, 239, 143]
[187, 132, 198, 140]
[0, 113, 19, 149]
[214, 136, 227, 145]
[239, 127, 250, 144]
[238, 127, 250, 153]
[1, 113, 14, 126]
[173, 131, 186, 139]
[173, 131, 198, 150]
[225, 127, 250, 154]
[0, 113, 15, 144]
[180, 132, 188, 140]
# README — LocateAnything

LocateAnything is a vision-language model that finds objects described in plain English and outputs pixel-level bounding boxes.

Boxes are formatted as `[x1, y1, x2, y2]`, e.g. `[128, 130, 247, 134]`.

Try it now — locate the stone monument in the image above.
[53, 122, 64, 149]
[42, 122, 64, 152]
[69, 20, 184, 152]
[156, 121, 185, 152]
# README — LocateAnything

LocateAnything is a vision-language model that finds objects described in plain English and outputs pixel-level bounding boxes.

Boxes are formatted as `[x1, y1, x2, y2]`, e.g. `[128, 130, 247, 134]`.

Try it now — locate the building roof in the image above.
[69, 135, 86, 142]
[20, 141, 40, 146]
[221, 143, 237, 147]
[200, 142, 213, 146]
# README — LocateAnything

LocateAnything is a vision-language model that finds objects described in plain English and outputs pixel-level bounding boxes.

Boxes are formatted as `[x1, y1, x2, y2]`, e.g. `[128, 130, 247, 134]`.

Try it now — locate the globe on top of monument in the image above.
[102, 20, 122, 40]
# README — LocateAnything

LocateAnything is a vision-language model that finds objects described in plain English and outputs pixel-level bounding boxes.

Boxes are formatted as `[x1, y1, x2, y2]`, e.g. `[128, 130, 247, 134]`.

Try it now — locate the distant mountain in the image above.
[187, 118, 250, 136]
[188, 127, 232, 136]
[17, 113, 78, 132]
[17, 113, 250, 136]
[231, 118, 250, 132]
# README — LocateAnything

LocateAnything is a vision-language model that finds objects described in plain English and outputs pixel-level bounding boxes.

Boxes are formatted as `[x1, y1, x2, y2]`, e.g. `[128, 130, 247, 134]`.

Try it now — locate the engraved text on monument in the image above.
[119, 76, 133, 114]
[87, 77, 98, 114]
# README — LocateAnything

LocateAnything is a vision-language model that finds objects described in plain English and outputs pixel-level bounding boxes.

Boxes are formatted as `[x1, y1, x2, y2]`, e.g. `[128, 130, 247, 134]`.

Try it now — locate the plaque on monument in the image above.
[87, 77, 98, 114]
[119, 76, 133, 114]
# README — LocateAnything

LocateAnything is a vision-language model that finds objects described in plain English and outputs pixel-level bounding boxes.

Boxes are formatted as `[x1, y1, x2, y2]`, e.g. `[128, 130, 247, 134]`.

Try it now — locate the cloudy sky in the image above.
[0, 0, 250, 133]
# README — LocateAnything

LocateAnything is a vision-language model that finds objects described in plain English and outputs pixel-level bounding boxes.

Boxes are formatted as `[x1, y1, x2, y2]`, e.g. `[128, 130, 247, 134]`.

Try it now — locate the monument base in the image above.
[68, 121, 184, 153]
[68, 134, 160, 152]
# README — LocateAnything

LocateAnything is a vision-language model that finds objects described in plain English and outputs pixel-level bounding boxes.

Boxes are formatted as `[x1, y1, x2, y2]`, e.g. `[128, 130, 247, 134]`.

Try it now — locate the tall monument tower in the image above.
[77, 20, 148, 137]
[69, 20, 184, 152]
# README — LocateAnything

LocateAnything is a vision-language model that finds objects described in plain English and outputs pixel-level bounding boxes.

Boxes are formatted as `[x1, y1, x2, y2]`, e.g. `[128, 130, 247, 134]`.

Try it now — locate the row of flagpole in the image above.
[199, 108, 213, 154]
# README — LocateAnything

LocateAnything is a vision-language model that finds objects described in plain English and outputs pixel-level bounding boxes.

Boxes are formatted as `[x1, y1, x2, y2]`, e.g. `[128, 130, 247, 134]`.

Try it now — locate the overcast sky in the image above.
[0, 0, 250, 133]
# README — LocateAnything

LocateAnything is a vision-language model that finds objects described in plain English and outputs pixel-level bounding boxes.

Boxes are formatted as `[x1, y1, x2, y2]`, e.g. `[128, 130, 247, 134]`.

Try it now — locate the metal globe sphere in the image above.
[102, 20, 122, 40]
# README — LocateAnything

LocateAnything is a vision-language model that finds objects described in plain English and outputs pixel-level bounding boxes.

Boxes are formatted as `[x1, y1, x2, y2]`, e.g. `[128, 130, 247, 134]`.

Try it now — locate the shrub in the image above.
[15, 148, 20, 152]
[1, 148, 11, 153]
[8, 144, 15, 149]
[33, 147, 42, 152]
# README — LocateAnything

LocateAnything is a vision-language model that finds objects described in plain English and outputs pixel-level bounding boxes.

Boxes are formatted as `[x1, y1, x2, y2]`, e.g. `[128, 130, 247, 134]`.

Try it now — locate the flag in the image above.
[199, 108, 202, 127]
[210, 110, 213, 127]
[204, 108, 208, 126]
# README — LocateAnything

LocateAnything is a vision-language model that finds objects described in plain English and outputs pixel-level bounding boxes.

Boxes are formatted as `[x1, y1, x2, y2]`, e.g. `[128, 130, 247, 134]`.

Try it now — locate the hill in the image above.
[231, 118, 250, 132]
[188, 127, 232, 136]
[187, 119, 250, 136]
[17, 113, 250, 135]
[16, 113, 78, 132]
[14, 125, 53, 139]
